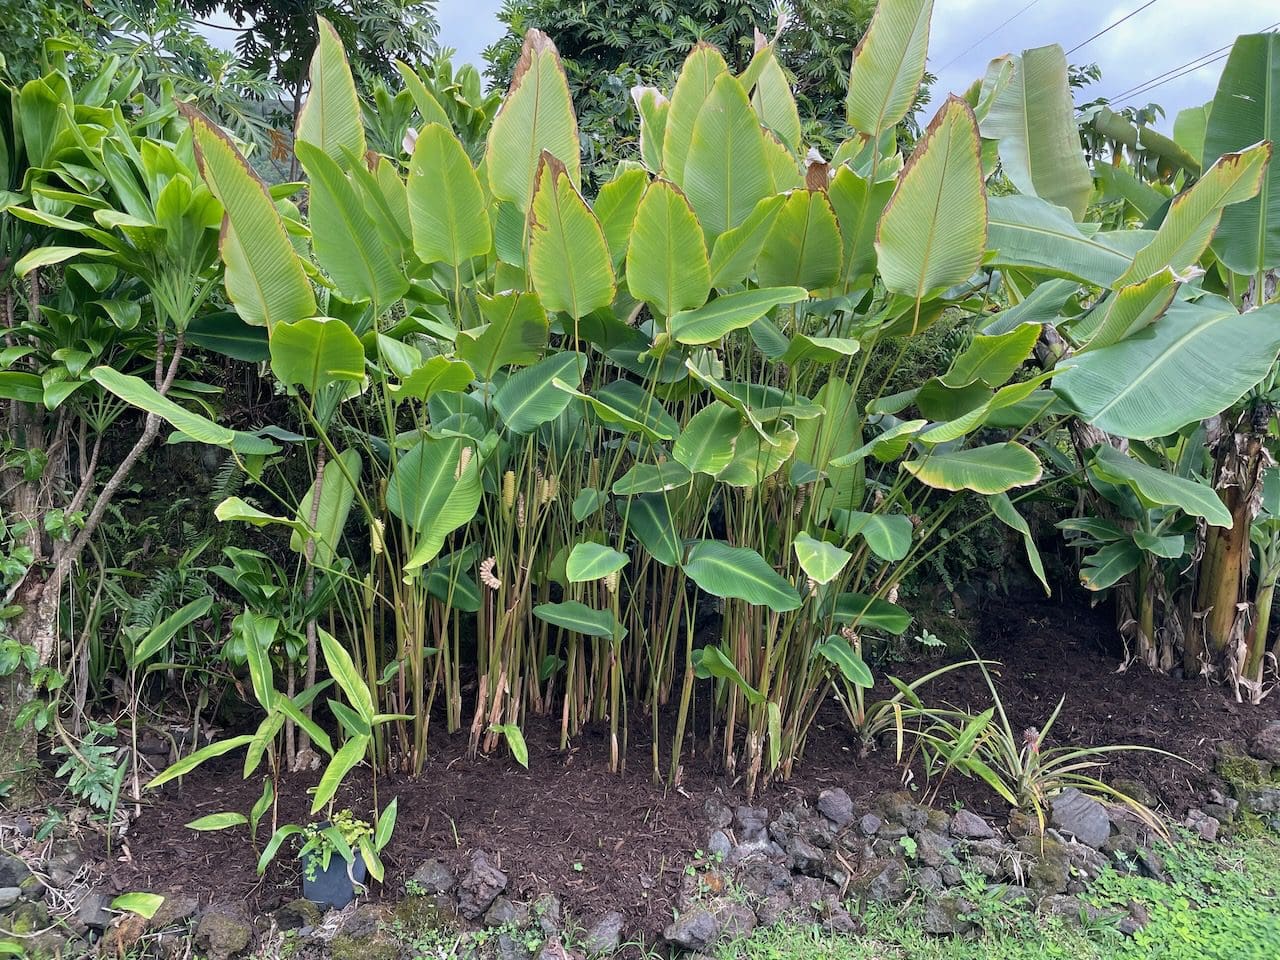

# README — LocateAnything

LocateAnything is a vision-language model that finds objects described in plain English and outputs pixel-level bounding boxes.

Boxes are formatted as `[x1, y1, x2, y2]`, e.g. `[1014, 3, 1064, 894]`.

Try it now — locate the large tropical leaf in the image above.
[683, 72, 774, 240]
[594, 167, 649, 268]
[792, 532, 851, 585]
[1089, 444, 1231, 527]
[1203, 33, 1280, 274]
[846, 0, 934, 140]
[904, 442, 1042, 494]
[662, 44, 728, 187]
[681, 540, 801, 612]
[289, 448, 361, 568]
[91, 368, 276, 454]
[627, 179, 710, 317]
[828, 165, 895, 290]
[565, 542, 629, 582]
[269, 318, 365, 395]
[669, 287, 807, 344]
[409, 123, 491, 267]
[1054, 296, 1280, 439]
[876, 97, 986, 301]
[296, 17, 366, 166]
[533, 602, 624, 640]
[1117, 142, 1270, 286]
[980, 45, 1092, 220]
[832, 510, 913, 561]
[457, 292, 548, 378]
[296, 141, 406, 309]
[756, 189, 843, 292]
[673, 402, 741, 475]
[986, 194, 1135, 286]
[386, 437, 483, 569]
[184, 106, 314, 329]
[750, 47, 802, 153]
[708, 194, 787, 288]
[528, 153, 615, 319]
[486, 30, 580, 209]
[618, 494, 682, 566]
[493, 351, 587, 433]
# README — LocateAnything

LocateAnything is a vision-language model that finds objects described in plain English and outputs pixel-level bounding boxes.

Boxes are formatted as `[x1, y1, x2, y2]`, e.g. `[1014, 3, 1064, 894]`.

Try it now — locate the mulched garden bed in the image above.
[111, 588, 1280, 941]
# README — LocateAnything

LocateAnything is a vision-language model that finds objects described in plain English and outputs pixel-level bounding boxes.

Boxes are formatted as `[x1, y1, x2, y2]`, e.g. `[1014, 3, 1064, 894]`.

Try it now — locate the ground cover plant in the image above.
[3, 0, 1280, 956]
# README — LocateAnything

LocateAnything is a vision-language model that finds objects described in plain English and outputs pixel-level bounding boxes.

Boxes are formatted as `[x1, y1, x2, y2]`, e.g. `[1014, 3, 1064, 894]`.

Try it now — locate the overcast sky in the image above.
[435, 0, 1280, 130]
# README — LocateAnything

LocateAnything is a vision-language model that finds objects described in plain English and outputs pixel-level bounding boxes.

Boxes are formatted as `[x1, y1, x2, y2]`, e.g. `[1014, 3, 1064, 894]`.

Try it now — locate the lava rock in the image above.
[787, 836, 826, 876]
[882, 794, 929, 832]
[916, 867, 943, 893]
[411, 858, 456, 895]
[939, 864, 964, 886]
[664, 905, 721, 951]
[0, 855, 31, 889]
[707, 829, 732, 858]
[1248, 721, 1280, 763]
[817, 788, 855, 828]
[583, 910, 624, 956]
[739, 859, 792, 899]
[484, 896, 530, 928]
[914, 828, 955, 868]
[457, 851, 508, 920]
[77, 891, 113, 930]
[734, 806, 770, 843]
[0, 888, 20, 910]
[859, 813, 883, 837]
[1185, 809, 1220, 842]
[194, 904, 253, 960]
[1040, 894, 1105, 926]
[1236, 783, 1280, 815]
[273, 899, 321, 931]
[1019, 836, 1071, 894]
[949, 809, 996, 840]
[713, 900, 757, 941]
[493, 931, 533, 960]
[704, 799, 733, 831]
[921, 896, 975, 936]
[818, 896, 861, 935]
[755, 892, 794, 926]
[533, 893, 563, 937]
[1050, 789, 1111, 848]
[865, 860, 908, 903]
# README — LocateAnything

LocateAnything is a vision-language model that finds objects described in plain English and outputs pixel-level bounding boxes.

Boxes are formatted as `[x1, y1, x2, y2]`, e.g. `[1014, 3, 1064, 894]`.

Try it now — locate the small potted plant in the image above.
[298, 808, 374, 909]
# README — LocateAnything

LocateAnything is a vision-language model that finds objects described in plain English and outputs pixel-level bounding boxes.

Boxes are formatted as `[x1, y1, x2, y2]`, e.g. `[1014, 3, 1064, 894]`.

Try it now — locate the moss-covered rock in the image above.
[1018, 836, 1070, 894]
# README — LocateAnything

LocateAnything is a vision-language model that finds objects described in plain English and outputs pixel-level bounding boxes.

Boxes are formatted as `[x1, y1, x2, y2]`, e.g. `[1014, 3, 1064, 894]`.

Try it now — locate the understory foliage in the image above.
[2, 0, 1280, 842]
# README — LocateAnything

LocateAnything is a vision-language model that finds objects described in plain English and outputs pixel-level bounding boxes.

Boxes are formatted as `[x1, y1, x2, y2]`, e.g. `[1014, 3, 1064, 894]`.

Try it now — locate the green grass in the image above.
[711, 833, 1280, 960]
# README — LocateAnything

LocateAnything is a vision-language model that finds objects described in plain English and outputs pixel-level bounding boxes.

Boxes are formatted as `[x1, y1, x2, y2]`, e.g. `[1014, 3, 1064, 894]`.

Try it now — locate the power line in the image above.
[1066, 0, 1163, 56]
[936, 0, 1044, 72]
[1107, 21, 1280, 104]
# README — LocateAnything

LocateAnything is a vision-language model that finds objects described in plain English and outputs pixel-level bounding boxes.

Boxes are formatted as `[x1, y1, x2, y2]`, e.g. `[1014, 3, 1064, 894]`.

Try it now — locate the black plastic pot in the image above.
[302, 853, 366, 910]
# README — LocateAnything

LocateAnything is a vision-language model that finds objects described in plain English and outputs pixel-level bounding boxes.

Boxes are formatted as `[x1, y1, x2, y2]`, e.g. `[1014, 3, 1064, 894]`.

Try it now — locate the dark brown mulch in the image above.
[111, 589, 1279, 941]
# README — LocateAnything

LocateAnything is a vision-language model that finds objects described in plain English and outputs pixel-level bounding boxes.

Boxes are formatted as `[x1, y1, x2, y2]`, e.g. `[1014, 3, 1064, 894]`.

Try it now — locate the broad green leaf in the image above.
[1055, 297, 1280, 439]
[214, 497, 308, 534]
[533, 601, 624, 640]
[409, 124, 491, 267]
[828, 592, 912, 634]
[486, 30, 580, 209]
[148, 735, 256, 788]
[311, 735, 368, 813]
[633, 85, 670, 173]
[793, 532, 851, 585]
[832, 510, 912, 562]
[572, 488, 605, 521]
[986, 194, 1134, 286]
[1093, 162, 1165, 220]
[618, 494, 682, 567]
[793, 378, 865, 516]
[756, 189, 843, 292]
[290, 448, 361, 567]
[941, 324, 1039, 388]
[694, 646, 763, 705]
[663, 45, 728, 187]
[815, 636, 874, 687]
[683, 72, 774, 239]
[989, 493, 1049, 593]
[708, 194, 786, 289]
[846, 0, 934, 139]
[566, 542, 629, 582]
[1071, 270, 1178, 351]
[595, 380, 679, 437]
[90, 368, 277, 454]
[528, 153, 615, 319]
[184, 106, 314, 328]
[779, 335, 861, 366]
[669, 287, 808, 345]
[717, 425, 799, 487]
[1133, 530, 1186, 559]
[904, 442, 1042, 495]
[14, 246, 115, 275]
[750, 48, 802, 152]
[297, 141, 406, 309]
[130, 597, 213, 668]
[111, 893, 166, 919]
[1203, 33, 1280, 274]
[682, 540, 801, 612]
[673, 402, 741, 475]
[595, 166, 649, 267]
[270, 317, 365, 394]
[491, 723, 529, 768]
[186, 311, 269, 362]
[387, 437, 484, 569]
[296, 17, 366, 165]
[1117, 142, 1270, 286]
[877, 97, 986, 300]
[389, 356, 475, 403]
[394, 61, 452, 129]
[493, 352, 587, 433]
[319, 627, 374, 720]
[1089, 444, 1232, 528]
[613, 461, 693, 495]
[185, 813, 248, 831]
[1080, 540, 1143, 591]
[627, 179, 710, 317]
[554, 380, 673, 442]
[457, 292, 548, 377]
[981, 45, 1092, 220]
[829, 165, 896, 290]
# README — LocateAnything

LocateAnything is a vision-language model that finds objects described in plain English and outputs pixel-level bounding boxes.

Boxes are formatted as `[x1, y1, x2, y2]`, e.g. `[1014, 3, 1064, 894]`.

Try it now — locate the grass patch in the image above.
[712, 833, 1280, 960]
